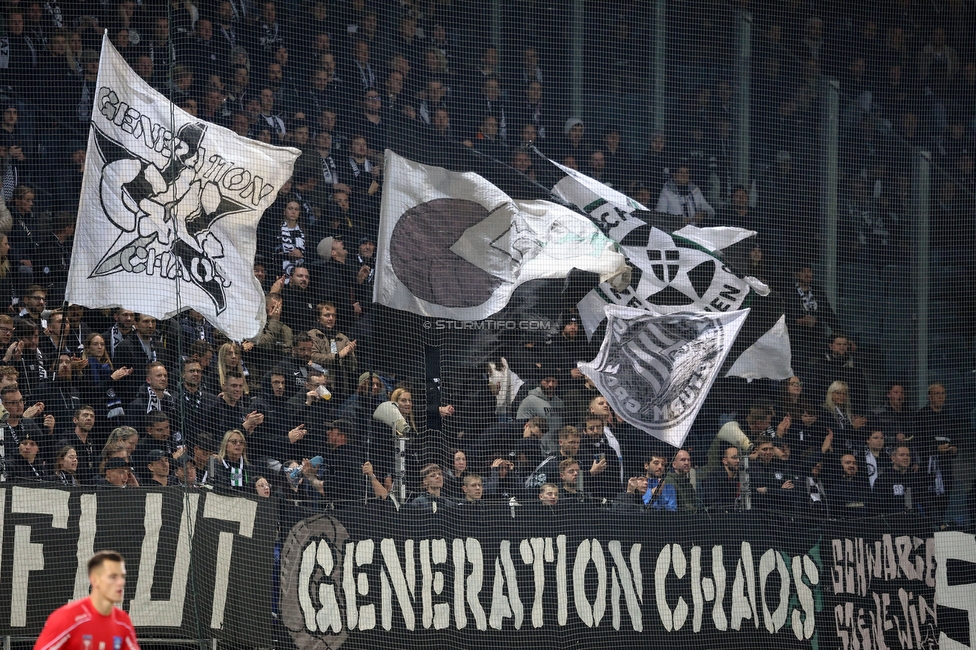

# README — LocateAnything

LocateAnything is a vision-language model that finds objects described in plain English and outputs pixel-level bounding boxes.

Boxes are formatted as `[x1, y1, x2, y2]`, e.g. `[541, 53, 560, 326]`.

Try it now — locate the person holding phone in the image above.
[580, 395, 628, 500]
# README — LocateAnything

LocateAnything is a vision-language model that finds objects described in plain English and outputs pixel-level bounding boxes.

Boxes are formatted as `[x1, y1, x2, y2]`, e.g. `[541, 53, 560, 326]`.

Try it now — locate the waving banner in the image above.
[374, 150, 628, 321]
[66, 33, 300, 341]
[578, 305, 749, 447]
[538, 153, 791, 381]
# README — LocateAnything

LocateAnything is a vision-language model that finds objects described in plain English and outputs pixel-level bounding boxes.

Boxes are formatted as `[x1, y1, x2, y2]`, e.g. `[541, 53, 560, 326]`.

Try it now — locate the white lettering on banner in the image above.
[12, 526, 43, 627]
[343, 538, 375, 631]
[10, 487, 69, 626]
[936, 532, 976, 650]
[202, 493, 256, 629]
[793, 556, 818, 640]
[11, 487, 70, 527]
[73, 494, 97, 600]
[455, 538, 487, 630]
[0, 488, 273, 639]
[291, 535, 821, 638]
[556, 535, 569, 625]
[832, 535, 939, 649]
[704, 545, 728, 631]
[573, 539, 607, 627]
[96, 88, 276, 207]
[759, 548, 789, 633]
[831, 535, 935, 595]
[316, 540, 343, 633]
[609, 540, 643, 632]
[488, 540, 523, 630]
[730, 541, 758, 630]
[654, 542, 817, 639]
[296, 539, 345, 634]
[833, 593, 938, 650]
[420, 538, 450, 630]
[380, 538, 415, 631]
[521, 537, 553, 628]
[129, 493, 199, 626]
[656, 543, 688, 631]
[298, 542, 317, 631]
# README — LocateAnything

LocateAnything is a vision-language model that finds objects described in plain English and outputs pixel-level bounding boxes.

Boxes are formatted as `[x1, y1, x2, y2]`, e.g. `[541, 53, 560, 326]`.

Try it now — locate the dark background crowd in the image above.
[0, 0, 972, 538]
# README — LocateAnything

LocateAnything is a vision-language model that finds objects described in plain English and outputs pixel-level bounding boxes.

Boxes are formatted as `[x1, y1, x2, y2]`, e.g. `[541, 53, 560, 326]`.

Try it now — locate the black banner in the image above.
[0, 486, 275, 644]
[280, 504, 823, 649]
[279, 504, 956, 650]
[0, 488, 968, 650]
[826, 516, 943, 650]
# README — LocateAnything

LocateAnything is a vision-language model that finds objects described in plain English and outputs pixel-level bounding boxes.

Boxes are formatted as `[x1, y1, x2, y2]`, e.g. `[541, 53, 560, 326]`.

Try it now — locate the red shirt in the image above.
[34, 598, 139, 650]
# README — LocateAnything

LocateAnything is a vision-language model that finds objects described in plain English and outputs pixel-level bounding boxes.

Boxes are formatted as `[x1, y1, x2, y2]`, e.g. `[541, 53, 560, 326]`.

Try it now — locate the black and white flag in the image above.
[65, 34, 301, 341]
[374, 150, 629, 320]
[538, 154, 792, 380]
[578, 305, 748, 447]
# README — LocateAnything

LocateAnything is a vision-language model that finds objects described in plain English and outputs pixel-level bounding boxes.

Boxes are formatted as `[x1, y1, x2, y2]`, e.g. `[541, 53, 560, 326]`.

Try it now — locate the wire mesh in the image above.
[0, 1, 973, 649]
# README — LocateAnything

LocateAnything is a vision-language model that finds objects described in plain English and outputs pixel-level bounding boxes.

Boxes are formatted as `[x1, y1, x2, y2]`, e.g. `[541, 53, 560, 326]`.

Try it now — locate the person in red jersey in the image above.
[34, 550, 139, 650]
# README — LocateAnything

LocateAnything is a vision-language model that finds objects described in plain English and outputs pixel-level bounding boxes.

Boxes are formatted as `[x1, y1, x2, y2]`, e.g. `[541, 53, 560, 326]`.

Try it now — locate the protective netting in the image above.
[0, 1, 974, 649]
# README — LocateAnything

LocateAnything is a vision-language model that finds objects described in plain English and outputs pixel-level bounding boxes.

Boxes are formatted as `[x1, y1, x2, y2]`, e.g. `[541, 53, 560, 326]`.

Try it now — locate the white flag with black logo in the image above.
[374, 149, 629, 320]
[537, 152, 791, 380]
[65, 33, 300, 341]
[578, 305, 749, 448]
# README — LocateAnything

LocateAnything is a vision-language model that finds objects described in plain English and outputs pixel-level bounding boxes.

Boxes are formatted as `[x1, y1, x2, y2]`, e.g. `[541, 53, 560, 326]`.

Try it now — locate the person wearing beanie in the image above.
[337, 371, 388, 441]
[556, 117, 587, 164]
[516, 370, 565, 456]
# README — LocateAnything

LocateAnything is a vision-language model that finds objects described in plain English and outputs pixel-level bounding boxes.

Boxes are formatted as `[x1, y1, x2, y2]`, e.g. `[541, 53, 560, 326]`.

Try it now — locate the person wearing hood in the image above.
[655, 161, 715, 225]
[32, 351, 81, 439]
[338, 371, 388, 440]
[807, 332, 868, 411]
[640, 131, 673, 197]
[316, 236, 359, 326]
[556, 117, 587, 164]
[249, 369, 294, 461]
[283, 369, 334, 458]
[516, 370, 564, 455]
[545, 316, 591, 390]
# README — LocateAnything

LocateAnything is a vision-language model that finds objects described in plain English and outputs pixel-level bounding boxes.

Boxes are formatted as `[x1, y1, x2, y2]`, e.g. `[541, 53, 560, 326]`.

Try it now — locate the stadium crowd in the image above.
[0, 0, 971, 531]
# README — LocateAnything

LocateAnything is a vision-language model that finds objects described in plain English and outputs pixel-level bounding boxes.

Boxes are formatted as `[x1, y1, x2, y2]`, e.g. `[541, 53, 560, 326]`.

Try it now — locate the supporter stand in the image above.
[0, 1, 973, 649]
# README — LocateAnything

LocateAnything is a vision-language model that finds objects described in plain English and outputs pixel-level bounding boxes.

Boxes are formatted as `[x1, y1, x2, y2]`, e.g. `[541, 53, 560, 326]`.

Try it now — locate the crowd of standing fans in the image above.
[0, 1, 972, 530]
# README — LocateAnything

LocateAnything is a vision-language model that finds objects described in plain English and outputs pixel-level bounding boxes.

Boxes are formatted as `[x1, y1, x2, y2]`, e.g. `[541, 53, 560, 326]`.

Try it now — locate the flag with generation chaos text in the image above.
[374, 149, 629, 321]
[65, 33, 300, 341]
[578, 305, 749, 448]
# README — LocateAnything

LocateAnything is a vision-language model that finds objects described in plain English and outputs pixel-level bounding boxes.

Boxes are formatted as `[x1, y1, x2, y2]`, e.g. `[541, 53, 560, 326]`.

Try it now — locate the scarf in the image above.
[603, 427, 625, 484]
[146, 390, 162, 413]
[320, 153, 337, 185]
[110, 325, 125, 356]
[865, 450, 880, 487]
[56, 470, 77, 486]
[223, 456, 246, 487]
[355, 60, 375, 89]
[796, 284, 818, 313]
[350, 156, 372, 177]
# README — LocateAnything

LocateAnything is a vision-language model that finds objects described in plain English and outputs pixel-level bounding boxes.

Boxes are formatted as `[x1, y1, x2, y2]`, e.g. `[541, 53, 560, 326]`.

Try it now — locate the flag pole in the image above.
[49, 299, 71, 383]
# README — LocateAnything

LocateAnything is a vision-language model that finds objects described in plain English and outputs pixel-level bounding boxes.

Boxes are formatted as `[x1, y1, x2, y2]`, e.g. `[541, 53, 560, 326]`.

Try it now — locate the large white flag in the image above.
[65, 34, 300, 341]
[374, 150, 628, 320]
[540, 153, 792, 380]
[578, 305, 749, 448]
